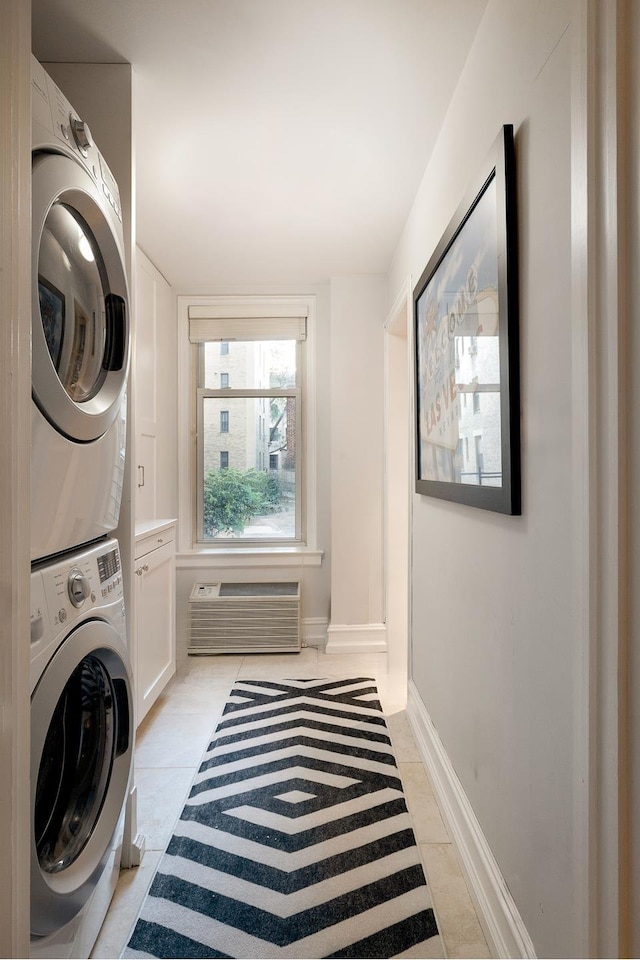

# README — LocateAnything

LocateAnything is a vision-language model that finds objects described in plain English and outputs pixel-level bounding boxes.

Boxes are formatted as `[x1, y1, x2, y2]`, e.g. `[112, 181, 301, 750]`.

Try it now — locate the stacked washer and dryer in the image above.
[29, 57, 135, 959]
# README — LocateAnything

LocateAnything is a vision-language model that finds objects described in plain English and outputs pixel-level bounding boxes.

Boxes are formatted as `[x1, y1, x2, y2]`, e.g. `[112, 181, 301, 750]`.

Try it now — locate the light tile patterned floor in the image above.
[92, 648, 492, 959]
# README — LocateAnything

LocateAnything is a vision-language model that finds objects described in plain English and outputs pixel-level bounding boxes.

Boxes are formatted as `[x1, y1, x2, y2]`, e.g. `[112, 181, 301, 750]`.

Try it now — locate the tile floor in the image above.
[92, 647, 492, 959]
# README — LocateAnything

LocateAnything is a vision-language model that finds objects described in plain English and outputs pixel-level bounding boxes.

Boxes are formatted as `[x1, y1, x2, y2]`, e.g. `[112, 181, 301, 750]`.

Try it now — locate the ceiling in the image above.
[32, 0, 487, 288]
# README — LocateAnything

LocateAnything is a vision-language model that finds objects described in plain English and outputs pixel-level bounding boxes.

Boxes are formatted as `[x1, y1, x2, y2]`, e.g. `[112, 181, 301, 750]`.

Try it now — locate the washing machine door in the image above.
[30, 618, 133, 939]
[32, 152, 129, 443]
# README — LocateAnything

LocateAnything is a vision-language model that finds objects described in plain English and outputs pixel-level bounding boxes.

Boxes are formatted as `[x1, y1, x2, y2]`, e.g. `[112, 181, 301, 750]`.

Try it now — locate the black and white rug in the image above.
[123, 678, 442, 959]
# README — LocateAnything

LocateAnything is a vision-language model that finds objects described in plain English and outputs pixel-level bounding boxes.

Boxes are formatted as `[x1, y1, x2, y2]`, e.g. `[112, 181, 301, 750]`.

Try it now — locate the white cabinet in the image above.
[133, 251, 178, 725]
[135, 249, 177, 522]
[135, 521, 176, 726]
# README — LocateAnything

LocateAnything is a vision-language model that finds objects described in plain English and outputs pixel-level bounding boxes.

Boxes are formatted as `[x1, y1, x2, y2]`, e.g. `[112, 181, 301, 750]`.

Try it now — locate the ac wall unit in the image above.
[188, 581, 301, 655]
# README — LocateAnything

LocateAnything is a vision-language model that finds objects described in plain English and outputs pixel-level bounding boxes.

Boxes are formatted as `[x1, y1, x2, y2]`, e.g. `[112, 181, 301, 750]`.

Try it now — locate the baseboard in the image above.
[407, 681, 537, 960]
[325, 622, 387, 654]
[302, 617, 328, 648]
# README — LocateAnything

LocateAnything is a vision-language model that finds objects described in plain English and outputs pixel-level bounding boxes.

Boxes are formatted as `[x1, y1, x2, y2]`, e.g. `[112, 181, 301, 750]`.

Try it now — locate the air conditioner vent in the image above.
[188, 581, 301, 655]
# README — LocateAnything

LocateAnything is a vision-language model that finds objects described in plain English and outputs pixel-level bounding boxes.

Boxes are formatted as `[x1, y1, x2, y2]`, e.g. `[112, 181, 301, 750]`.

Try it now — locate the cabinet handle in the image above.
[135, 567, 143, 576]
[137, 464, 145, 488]
[142, 563, 149, 572]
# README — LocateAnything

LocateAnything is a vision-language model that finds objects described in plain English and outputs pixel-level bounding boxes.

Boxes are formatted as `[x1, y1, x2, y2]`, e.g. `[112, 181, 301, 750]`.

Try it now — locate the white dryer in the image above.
[31, 57, 130, 563]
[30, 539, 133, 959]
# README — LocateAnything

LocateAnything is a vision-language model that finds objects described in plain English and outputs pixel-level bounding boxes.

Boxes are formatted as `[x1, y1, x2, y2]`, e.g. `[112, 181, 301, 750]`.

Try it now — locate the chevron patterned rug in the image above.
[123, 678, 442, 959]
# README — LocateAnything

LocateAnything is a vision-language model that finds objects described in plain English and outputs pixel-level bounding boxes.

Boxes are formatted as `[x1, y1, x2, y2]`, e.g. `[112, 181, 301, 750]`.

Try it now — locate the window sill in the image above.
[176, 546, 324, 569]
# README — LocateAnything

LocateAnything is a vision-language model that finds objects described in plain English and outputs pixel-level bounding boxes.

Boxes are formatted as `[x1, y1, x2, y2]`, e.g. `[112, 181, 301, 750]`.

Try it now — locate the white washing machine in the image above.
[30, 539, 133, 959]
[31, 56, 130, 563]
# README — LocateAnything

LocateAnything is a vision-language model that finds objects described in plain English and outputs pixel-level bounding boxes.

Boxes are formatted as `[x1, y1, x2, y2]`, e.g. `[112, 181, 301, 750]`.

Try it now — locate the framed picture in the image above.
[38, 275, 65, 371]
[413, 124, 520, 515]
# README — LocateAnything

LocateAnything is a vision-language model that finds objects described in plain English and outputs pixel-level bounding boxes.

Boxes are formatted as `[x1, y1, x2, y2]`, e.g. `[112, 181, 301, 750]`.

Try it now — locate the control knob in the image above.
[70, 115, 93, 155]
[68, 569, 91, 608]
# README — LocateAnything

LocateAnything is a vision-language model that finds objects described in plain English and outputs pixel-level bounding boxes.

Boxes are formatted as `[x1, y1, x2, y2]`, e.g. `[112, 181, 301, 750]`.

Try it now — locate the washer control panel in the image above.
[30, 538, 127, 694]
[31, 539, 124, 640]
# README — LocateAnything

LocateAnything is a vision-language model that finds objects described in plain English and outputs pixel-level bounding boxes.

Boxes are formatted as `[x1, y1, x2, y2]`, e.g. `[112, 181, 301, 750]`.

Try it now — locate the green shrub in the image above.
[203, 468, 283, 537]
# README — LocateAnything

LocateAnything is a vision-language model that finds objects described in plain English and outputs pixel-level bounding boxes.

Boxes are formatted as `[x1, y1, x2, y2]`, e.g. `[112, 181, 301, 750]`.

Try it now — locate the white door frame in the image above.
[383, 277, 413, 711]
[571, 1, 631, 955]
[0, 0, 32, 954]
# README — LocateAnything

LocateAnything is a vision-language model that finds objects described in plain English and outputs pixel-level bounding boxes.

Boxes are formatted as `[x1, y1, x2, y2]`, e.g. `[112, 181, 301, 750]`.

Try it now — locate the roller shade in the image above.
[189, 306, 307, 343]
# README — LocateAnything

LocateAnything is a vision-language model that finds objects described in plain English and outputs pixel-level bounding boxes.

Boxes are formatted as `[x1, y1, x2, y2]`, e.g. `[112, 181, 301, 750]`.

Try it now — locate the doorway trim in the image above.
[383, 277, 413, 712]
[0, 0, 31, 954]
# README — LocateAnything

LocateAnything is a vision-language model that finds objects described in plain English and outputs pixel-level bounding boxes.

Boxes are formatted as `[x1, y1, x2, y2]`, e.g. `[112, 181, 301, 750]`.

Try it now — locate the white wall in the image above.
[327, 276, 386, 645]
[389, 2, 581, 956]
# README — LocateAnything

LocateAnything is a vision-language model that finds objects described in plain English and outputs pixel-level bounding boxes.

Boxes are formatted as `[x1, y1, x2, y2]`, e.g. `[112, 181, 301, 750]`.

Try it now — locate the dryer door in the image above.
[32, 152, 130, 443]
[30, 618, 133, 939]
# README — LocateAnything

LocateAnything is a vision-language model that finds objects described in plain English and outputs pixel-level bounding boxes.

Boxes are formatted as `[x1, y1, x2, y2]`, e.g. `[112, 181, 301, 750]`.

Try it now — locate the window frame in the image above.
[195, 342, 303, 545]
[178, 295, 318, 557]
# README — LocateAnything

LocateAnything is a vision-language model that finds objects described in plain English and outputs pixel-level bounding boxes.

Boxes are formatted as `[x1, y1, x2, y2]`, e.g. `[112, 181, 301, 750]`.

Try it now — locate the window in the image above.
[189, 305, 308, 545]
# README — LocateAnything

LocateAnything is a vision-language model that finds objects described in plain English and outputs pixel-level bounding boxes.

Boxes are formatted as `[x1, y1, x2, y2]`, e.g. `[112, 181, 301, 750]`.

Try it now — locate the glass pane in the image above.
[38, 201, 109, 401]
[416, 176, 502, 486]
[202, 395, 297, 540]
[456, 332, 502, 486]
[35, 655, 115, 874]
[203, 339, 296, 390]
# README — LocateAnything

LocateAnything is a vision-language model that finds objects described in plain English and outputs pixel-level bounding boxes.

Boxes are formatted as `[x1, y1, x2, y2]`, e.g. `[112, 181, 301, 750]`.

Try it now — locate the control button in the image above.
[70, 115, 93, 156]
[68, 569, 91, 607]
[59, 608, 67, 623]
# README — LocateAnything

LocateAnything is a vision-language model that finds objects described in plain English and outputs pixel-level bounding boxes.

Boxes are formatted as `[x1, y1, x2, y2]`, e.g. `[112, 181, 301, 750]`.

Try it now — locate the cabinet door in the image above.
[135, 255, 158, 522]
[135, 540, 175, 725]
[134, 249, 177, 522]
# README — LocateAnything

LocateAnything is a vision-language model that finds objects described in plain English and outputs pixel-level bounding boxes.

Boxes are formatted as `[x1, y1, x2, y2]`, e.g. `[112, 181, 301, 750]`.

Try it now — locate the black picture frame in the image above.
[413, 124, 520, 515]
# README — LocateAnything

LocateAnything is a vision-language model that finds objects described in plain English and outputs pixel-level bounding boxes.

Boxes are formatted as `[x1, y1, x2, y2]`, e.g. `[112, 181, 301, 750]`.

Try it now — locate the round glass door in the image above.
[37, 203, 110, 404]
[30, 620, 133, 939]
[32, 152, 129, 443]
[34, 654, 115, 875]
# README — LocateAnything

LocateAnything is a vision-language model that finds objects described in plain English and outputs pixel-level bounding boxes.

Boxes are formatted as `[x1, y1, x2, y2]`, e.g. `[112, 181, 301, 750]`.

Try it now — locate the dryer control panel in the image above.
[31, 55, 123, 222]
